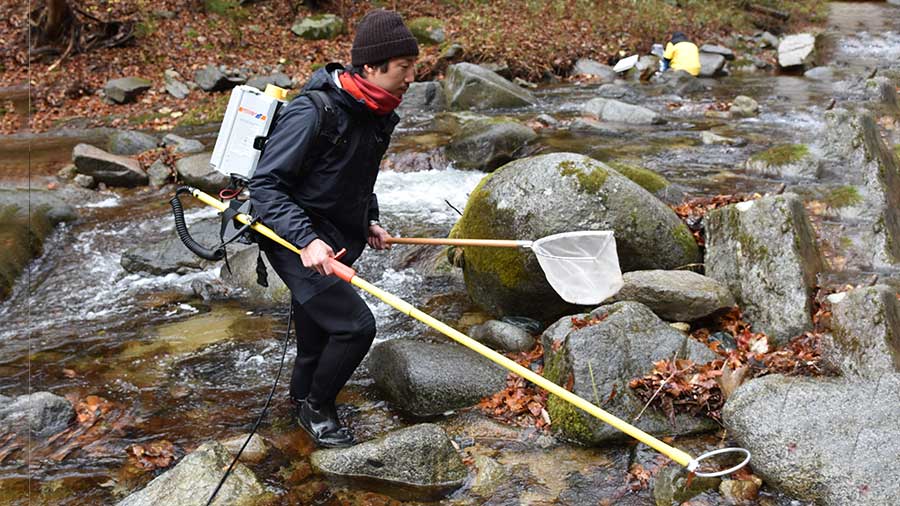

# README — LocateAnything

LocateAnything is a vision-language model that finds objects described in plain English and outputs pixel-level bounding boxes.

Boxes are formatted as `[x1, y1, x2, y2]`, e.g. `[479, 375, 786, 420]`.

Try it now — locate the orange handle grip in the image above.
[328, 258, 356, 283]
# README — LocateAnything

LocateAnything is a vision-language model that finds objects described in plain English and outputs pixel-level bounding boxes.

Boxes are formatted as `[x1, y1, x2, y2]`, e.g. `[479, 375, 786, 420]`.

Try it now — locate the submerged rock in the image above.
[705, 194, 824, 343]
[451, 153, 699, 320]
[604, 270, 735, 322]
[542, 302, 718, 445]
[444, 63, 537, 110]
[0, 392, 73, 438]
[116, 441, 266, 506]
[822, 285, 900, 378]
[723, 374, 900, 506]
[445, 118, 536, 171]
[370, 339, 506, 417]
[310, 424, 467, 500]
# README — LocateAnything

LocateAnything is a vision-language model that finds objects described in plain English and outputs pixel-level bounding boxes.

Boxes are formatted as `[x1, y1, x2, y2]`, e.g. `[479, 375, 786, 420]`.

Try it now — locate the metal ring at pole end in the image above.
[689, 447, 751, 478]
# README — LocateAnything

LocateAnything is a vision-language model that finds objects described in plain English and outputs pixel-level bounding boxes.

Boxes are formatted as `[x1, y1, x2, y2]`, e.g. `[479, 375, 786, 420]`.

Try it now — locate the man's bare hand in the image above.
[367, 224, 392, 250]
[300, 238, 335, 276]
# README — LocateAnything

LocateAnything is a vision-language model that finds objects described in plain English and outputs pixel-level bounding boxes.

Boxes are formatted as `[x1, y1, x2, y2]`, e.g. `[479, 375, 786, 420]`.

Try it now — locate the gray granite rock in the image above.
[605, 270, 735, 322]
[310, 424, 466, 500]
[116, 441, 266, 506]
[705, 194, 824, 343]
[822, 285, 900, 379]
[723, 374, 900, 506]
[542, 302, 718, 444]
[72, 143, 148, 187]
[370, 340, 506, 417]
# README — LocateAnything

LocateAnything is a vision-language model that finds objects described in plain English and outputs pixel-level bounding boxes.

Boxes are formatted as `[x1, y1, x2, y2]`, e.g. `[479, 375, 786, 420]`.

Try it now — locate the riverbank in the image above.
[2, 0, 825, 134]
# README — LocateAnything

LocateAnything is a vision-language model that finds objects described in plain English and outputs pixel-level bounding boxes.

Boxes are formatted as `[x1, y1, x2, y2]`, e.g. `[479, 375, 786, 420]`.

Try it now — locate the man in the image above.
[663, 31, 701, 77]
[249, 9, 418, 448]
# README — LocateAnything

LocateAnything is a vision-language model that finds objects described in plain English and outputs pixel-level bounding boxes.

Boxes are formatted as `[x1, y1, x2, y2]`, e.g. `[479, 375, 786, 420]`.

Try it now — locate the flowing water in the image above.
[1, 2, 899, 504]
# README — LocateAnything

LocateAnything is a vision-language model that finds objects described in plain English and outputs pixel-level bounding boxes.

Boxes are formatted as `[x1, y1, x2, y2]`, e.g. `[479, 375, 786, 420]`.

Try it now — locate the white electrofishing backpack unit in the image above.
[209, 84, 289, 182]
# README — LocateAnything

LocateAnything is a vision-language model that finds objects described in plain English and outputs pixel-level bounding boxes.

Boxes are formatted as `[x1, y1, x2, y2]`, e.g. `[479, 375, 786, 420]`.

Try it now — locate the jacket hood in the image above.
[301, 62, 369, 113]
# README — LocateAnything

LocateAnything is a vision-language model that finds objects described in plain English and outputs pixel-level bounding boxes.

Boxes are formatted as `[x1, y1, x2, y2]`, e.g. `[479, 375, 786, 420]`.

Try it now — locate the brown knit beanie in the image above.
[351, 10, 419, 67]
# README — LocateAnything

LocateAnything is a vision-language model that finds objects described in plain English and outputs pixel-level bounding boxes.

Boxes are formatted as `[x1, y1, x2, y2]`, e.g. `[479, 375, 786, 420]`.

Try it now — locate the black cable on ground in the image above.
[205, 304, 293, 506]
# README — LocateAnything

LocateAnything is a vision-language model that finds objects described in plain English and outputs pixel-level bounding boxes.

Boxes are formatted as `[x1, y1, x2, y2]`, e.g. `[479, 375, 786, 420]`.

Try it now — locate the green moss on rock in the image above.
[672, 223, 700, 259]
[751, 144, 809, 166]
[825, 186, 863, 209]
[543, 338, 594, 443]
[607, 161, 670, 193]
[454, 172, 529, 288]
[0, 205, 52, 300]
[407, 17, 445, 45]
[558, 159, 608, 194]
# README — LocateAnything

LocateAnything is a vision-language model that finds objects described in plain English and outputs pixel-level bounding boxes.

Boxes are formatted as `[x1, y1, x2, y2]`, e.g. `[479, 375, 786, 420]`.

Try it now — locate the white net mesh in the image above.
[530, 231, 624, 305]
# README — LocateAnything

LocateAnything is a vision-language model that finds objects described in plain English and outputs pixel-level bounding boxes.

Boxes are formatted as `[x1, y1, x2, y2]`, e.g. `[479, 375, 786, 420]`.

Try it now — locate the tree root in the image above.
[28, 1, 135, 65]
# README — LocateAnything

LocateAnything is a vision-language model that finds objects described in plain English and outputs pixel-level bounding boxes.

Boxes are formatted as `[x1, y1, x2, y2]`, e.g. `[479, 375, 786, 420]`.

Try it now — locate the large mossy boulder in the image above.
[0, 191, 77, 301]
[744, 144, 820, 180]
[444, 63, 537, 110]
[370, 339, 507, 417]
[310, 424, 467, 500]
[705, 194, 824, 344]
[291, 14, 344, 40]
[723, 374, 900, 506]
[541, 302, 718, 445]
[116, 441, 267, 506]
[451, 153, 700, 320]
[445, 118, 536, 171]
[821, 285, 900, 379]
[819, 108, 900, 268]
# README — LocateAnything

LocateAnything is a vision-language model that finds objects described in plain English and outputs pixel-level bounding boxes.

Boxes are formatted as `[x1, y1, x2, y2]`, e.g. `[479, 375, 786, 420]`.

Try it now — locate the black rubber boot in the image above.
[296, 399, 355, 448]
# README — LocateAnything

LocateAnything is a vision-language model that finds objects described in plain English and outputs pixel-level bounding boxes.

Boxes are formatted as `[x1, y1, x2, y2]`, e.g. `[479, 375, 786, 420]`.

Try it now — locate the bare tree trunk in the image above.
[44, 0, 71, 41]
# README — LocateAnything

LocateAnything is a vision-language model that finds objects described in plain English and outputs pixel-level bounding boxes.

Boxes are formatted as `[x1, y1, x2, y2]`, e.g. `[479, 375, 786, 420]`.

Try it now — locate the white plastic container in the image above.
[209, 84, 287, 181]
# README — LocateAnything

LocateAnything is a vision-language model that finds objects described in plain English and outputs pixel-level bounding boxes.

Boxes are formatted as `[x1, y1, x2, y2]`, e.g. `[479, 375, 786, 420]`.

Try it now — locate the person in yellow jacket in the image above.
[663, 32, 701, 76]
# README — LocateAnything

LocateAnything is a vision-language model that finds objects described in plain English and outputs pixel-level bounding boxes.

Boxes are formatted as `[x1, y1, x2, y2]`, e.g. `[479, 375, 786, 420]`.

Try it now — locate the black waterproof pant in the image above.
[264, 247, 376, 405]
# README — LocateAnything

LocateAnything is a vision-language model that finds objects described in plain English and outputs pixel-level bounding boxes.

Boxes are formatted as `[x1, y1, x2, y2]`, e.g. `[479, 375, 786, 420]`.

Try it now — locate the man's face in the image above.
[365, 57, 417, 98]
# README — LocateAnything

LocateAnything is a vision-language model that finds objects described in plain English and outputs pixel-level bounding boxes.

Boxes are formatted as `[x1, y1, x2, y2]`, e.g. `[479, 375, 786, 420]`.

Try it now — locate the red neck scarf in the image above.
[339, 72, 401, 115]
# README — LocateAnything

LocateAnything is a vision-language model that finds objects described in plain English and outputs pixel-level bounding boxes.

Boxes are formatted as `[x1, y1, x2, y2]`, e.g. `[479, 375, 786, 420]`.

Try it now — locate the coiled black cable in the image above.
[170, 187, 226, 261]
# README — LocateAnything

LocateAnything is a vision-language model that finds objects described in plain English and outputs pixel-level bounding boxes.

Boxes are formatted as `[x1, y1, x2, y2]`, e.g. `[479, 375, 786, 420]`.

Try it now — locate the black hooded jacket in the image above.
[249, 63, 399, 301]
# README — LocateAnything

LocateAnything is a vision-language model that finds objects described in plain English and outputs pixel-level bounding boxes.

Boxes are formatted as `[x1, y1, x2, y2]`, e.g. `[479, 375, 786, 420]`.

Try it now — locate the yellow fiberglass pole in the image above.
[187, 187, 705, 470]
